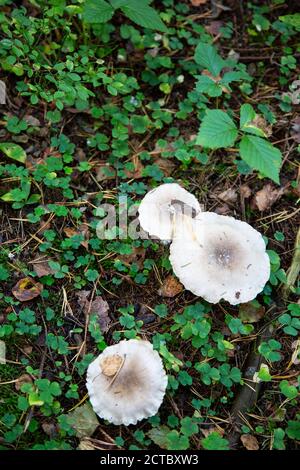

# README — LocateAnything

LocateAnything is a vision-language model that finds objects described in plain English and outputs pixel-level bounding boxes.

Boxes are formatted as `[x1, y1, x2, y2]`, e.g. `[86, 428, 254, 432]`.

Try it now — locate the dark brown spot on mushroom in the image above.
[235, 291, 240, 299]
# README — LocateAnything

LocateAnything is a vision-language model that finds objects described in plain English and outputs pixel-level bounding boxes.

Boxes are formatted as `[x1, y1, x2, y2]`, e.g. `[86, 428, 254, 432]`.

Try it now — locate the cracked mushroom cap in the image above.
[169, 212, 270, 305]
[138, 183, 201, 240]
[86, 339, 168, 426]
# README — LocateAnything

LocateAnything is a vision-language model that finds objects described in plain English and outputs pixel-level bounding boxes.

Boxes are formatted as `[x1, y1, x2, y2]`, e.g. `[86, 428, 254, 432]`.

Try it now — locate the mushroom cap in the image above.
[169, 212, 270, 305]
[86, 339, 168, 425]
[138, 183, 201, 240]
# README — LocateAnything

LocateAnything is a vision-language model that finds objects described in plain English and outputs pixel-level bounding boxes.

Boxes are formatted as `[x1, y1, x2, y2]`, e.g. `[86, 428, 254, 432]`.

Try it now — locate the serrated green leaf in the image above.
[239, 135, 282, 184]
[194, 43, 225, 76]
[197, 110, 238, 149]
[240, 103, 256, 128]
[82, 0, 114, 23]
[279, 14, 300, 30]
[0, 142, 26, 163]
[121, 0, 168, 32]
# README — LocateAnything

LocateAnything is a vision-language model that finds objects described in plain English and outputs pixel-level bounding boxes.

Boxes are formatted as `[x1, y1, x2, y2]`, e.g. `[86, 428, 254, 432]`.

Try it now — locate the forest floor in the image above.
[0, 0, 299, 451]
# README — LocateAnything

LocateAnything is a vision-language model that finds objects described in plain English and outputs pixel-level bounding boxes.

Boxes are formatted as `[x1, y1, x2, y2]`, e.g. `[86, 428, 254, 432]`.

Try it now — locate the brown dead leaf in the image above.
[89, 296, 111, 333]
[239, 301, 265, 323]
[253, 184, 285, 212]
[190, 0, 208, 5]
[214, 204, 230, 215]
[241, 434, 259, 450]
[12, 277, 43, 302]
[77, 291, 111, 333]
[64, 223, 89, 249]
[124, 156, 144, 179]
[158, 275, 183, 298]
[15, 374, 33, 391]
[76, 290, 91, 310]
[96, 164, 116, 182]
[32, 257, 55, 277]
[291, 117, 300, 143]
[154, 157, 176, 177]
[42, 422, 57, 438]
[205, 21, 223, 36]
[240, 184, 252, 199]
[119, 246, 146, 270]
[218, 188, 237, 204]
[250, 115, 272, 137]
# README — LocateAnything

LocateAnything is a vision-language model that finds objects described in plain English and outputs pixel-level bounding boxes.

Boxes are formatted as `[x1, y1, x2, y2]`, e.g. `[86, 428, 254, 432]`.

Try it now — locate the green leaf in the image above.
[201, 432, 229, 450]
[279, 380, 298, 400]
[197, 110, 238, 149]
[67, 403, 99, 439]
[240, 103, 256, 129]
[286, 420, 300, 439]
[279, 14, 300, 30]
[239, 135, 282, 184]
[194, 43, 225, 76]
[82, 0, 114, 23]
[0, 142, 26, 163]
[120, 0, 168, 32]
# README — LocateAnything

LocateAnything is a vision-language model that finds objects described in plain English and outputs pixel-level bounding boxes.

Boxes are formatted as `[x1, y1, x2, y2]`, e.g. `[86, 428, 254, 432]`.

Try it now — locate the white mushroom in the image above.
[86, 339, 168, 425]
[138, 183, 201, 240]
[169, 212, 270, 305]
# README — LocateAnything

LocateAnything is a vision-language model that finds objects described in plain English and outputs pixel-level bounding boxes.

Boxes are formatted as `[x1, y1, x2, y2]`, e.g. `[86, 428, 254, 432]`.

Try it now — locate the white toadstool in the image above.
[169, 212, 270, 305]
[138, 183, 201, 241]
[86, 339, 168, 426]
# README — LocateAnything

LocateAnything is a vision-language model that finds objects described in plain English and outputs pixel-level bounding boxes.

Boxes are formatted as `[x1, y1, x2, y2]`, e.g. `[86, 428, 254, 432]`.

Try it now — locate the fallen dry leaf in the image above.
[32, 257, 55, 277]
[76, 291, 111, 333]
[239, 301, 265, 323]
[12, 277, 43, 302]
[64, 223, 89, 249]
[291, 116, 300, 143]
[15, 373, 33, 391]
[42, 422, 57, 438]
[124, 156, 144, 179]
[250, 115, 272, 137]
[241, 434, 259, 450]
[190, 0, 208, 5]
[119, 246, 146, 270]
[95, 164, 116, 182]
[154, 157, 176, 177]
[253, 184, 285, 212]
[89, 296, 111, 333]
[205, 20, 223, 36]
[67, 403, 99, 439]
[158, 275, 183, 297]
[214, 204, 230, 215]
[76, 290, 91, 310]
[240, 184, 252, 199]
[218, 188, 237, 204]
[78, 439, 96, 451]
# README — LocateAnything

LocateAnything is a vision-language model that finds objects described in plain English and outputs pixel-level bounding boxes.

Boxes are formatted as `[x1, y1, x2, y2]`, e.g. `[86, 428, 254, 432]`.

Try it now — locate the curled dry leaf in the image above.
[190, 0, 208, 5]
[78, 438, 96, 451]
[32, 257, 55, 277]
[158, 275, 183, 298]
[240, 184, 252, 199]
[218, 188, 237, 204]
[12, 277, 43, 301]
[15, 373, 33, 391]
[253, 184, 285, 212]
[239, 301, 265, 324]
[240, 434, 259, 450]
